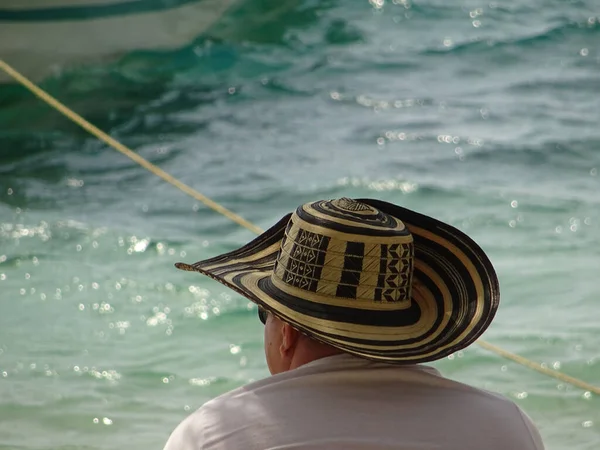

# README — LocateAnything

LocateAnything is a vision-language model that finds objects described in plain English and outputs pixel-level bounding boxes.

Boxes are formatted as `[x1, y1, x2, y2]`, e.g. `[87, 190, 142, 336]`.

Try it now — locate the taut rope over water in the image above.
[1, 58, 597, 396]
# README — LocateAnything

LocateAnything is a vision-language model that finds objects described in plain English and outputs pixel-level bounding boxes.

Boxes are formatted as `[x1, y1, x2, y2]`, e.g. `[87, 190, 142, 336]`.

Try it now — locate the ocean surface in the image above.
[1, 0, 599, 448]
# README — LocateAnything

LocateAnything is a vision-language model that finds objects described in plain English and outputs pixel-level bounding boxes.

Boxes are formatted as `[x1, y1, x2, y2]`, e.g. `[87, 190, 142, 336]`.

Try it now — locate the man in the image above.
[165, 197, 545, 449]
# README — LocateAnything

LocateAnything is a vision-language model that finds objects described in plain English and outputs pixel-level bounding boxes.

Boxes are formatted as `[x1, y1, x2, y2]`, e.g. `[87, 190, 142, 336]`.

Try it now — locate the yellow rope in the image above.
[0, 60, 263, 236]
[2, 58, 598, 396]
[476, 340, 599, 394]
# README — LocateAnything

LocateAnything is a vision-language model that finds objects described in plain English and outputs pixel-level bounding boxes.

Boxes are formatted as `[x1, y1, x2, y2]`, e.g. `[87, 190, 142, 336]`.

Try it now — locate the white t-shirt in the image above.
[164, 354, 544, 450]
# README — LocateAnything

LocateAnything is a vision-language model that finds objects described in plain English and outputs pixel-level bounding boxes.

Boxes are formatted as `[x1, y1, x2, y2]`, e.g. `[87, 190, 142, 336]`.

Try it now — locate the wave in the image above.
[462, 137, 600, 169]
[507, 76, 600, 94]
[421, 18, 599, 57]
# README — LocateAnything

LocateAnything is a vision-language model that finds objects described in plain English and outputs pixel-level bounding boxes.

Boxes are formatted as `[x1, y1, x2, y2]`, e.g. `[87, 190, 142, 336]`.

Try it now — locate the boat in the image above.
[0, 0, 241, 83]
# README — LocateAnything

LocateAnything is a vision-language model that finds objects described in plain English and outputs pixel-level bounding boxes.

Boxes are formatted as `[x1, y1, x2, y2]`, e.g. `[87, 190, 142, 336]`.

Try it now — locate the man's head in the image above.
[260, 309, 342, 374]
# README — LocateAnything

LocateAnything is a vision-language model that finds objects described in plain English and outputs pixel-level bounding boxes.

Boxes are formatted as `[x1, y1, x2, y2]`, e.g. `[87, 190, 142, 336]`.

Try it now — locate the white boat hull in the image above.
[0, 0, 239, 82]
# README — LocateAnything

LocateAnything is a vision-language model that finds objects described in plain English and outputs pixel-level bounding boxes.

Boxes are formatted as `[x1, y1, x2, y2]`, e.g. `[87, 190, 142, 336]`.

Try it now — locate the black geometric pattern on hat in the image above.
[281, 229, 330, 293]
[375, 243, 413, 303]
[336, 241, 365, 299]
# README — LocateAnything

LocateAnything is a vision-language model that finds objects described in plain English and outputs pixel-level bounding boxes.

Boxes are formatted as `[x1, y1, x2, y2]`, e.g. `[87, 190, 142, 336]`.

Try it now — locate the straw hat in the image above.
[176, 198, 499, 364]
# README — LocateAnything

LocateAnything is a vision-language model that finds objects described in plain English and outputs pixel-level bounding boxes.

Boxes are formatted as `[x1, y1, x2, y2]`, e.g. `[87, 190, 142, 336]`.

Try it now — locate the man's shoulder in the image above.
[433, 379, 544, 448]
[163, 408, 205, 450]
[162, 380, 276, 450]
[163, 387, 253, 450]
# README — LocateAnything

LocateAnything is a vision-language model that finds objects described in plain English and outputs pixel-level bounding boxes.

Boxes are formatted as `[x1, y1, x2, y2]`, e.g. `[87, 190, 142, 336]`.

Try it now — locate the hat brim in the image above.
[175, 199, 499, 364]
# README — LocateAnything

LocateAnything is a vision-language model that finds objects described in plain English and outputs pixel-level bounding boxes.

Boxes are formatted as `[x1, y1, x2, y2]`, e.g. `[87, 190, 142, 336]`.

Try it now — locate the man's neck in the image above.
[288, 342, 344, 371]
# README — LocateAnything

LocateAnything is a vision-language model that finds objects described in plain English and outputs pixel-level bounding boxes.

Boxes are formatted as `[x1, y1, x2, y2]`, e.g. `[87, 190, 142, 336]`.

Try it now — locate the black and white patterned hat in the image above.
[176, 197, 500, 364]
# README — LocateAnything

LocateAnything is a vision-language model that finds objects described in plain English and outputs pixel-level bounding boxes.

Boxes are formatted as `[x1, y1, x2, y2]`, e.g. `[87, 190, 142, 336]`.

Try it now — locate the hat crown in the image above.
[271, 198, 415, 305]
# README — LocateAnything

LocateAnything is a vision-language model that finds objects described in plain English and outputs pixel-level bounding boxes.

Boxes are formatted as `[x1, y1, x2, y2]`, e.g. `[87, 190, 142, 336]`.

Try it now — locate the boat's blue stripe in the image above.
[0, 0, 202, 22]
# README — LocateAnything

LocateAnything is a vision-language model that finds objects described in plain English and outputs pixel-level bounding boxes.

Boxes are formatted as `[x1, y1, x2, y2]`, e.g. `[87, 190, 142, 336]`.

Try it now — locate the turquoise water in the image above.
[1, 0, 599, 448]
